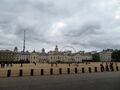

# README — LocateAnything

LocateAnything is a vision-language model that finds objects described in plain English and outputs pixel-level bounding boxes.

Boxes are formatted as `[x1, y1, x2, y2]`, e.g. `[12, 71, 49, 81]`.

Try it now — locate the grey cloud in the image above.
[64, 22, 102, 38]
[0, 0, 120, 51]
[83, 40, 120, 49]
[14, 25, 49, 44]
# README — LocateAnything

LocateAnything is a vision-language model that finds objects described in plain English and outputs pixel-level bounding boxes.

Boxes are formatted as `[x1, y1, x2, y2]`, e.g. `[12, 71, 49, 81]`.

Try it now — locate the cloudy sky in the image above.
[0, 0, 120, 52]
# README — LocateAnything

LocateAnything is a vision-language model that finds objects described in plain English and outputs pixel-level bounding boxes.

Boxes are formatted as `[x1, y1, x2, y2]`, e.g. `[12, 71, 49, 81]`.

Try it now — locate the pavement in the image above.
[0, 71, 120, 90]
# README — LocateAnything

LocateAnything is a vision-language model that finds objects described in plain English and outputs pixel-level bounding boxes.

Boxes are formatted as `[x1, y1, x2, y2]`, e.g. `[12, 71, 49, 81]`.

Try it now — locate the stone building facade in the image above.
[0, 46, 93, 63]
[99, 49, 113, 61]
[0, 50, 16, 62]
[30, 48, 48, 63]
[29, 46, 93, 63]
[15, 51, 30, 61]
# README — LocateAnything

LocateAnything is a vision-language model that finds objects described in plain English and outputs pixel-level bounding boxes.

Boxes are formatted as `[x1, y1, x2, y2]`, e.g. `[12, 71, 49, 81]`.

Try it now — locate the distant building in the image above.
[0, 50, 16, 62]
[39, 48, 48, 63]
[0, 45, 114, 63]
[48, 45, 65, 63]
[82, 52, 92, 62]
[73, 51, 92, 62]
[30, 50, 39, 63]
[48, 50, 73, 63]
[48, 46, 92, 63]
[73, 53, 82, 62]
[15, 51, 30, 61]
[30, 49, 48, 63]
[63, 51, 73, 62]
[99, 49, 113, 61]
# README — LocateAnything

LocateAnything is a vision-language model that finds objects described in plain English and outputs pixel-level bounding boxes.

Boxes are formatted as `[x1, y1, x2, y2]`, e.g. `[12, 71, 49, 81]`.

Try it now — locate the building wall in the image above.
[99, 51, 112, 61]
[0, 46, 95, 63]
[48, 53, 63, 62]
[73, 54, 82, 62]
[30, 52, 39, 63]
[82, 55, 92, 61]
[30, 52, 48, 63]
[0, 50, 15, 62]
[14, 52, 30, 61]
[39, 54, 48, 63]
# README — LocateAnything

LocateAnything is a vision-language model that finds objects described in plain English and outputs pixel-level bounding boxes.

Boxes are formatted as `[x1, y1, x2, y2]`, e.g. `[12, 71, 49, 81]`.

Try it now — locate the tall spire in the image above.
[23, 30, 26, 52]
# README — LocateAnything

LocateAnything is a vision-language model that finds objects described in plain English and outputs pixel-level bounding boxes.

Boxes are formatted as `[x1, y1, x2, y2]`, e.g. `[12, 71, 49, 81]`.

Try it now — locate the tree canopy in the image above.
[111, 49, 120, 61]
[92, 53, 100, 62]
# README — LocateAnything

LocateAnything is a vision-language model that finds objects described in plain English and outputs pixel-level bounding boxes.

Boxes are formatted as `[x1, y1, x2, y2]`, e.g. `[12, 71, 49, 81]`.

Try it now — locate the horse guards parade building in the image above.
[0, 45, 113, 63]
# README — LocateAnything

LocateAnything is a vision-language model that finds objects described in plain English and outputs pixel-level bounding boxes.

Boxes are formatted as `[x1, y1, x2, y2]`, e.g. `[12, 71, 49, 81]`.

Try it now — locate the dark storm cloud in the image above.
[0, 0, 120, 51]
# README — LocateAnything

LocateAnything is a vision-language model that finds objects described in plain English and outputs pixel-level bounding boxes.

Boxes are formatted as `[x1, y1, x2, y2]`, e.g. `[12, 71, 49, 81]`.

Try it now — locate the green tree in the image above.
[92, 53, 100, 62]
[111, 49, 120, 61]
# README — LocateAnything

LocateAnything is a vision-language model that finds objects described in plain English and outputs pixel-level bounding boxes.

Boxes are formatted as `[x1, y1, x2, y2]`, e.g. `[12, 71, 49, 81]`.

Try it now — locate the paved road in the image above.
[0, 72, 120, 90]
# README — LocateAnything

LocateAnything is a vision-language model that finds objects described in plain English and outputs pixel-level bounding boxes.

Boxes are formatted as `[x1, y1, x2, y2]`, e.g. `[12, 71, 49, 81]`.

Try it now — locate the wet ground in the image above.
[0, 72, 120, 90]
